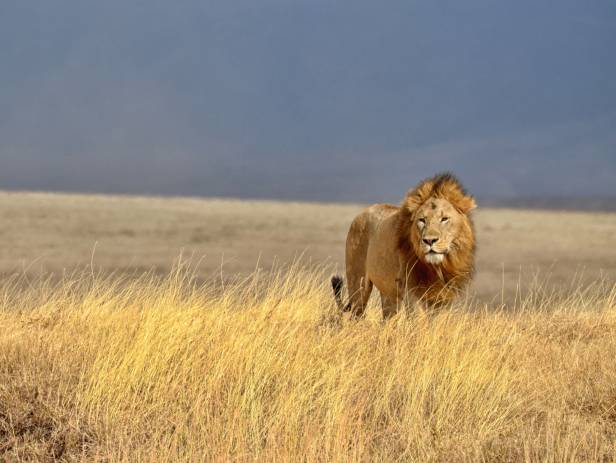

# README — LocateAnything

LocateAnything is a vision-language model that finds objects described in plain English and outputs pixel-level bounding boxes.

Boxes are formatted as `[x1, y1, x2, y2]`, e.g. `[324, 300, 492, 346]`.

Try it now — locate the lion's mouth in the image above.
[424, 250, 445, 265]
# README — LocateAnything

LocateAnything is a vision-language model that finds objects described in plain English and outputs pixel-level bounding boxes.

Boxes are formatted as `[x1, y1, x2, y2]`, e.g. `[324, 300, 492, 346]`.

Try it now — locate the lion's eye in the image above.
[418, 218, 426, 227]
[441, 217, 450, 223]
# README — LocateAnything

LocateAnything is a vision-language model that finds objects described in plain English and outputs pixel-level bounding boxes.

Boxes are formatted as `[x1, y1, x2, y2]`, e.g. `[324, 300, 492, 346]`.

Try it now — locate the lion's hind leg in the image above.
[346, 275, 372, 318]
[331, 275, 371, 317]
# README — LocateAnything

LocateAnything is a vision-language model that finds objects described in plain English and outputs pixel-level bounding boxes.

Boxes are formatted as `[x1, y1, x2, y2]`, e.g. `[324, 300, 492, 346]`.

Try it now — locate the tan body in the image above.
[345, 204, 405, 318]
[332, 173, 476, 319]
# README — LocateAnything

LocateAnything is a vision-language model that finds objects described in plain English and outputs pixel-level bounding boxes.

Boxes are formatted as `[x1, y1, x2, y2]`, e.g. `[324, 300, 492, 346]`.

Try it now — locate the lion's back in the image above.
[347, 204, 398, 246]
[344, 204, 399, 282]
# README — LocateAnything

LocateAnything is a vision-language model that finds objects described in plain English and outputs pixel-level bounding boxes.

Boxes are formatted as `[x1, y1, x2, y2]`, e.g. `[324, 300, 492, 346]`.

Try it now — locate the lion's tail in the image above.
[331, 275, 350, 312]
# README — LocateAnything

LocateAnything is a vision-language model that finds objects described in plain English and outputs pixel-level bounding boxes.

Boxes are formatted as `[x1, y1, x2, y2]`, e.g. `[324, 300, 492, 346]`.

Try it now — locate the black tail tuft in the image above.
[331, 275, 345, 311]
[331, 275, 343, 297]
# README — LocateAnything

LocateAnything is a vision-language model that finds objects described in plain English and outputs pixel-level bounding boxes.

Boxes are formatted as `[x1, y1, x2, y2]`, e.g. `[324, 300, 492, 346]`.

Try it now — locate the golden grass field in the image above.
[1, 191, 616, 461]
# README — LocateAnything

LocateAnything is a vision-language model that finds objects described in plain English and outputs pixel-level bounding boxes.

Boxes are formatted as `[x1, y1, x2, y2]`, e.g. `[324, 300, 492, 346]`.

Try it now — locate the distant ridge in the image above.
[0, 189, 614, 213]
[482, 197, 616, 213]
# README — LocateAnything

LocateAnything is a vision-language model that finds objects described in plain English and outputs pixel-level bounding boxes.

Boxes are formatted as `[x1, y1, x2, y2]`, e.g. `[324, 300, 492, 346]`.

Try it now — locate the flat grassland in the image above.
[1, 191, 616, 461]
[2, 191, 615, 301]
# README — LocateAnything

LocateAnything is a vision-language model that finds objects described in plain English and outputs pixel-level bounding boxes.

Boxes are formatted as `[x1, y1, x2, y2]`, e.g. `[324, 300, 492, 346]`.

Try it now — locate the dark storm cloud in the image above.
[0, 0, 615, 202]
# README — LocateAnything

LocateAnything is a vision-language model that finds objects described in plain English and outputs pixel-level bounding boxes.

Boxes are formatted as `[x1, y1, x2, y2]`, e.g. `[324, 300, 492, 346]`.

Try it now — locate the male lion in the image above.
[331, 173, 476, 319]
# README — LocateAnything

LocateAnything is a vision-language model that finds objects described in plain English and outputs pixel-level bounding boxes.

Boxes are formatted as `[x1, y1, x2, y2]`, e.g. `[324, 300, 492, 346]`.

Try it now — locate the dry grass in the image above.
[1, 264, 616, 462]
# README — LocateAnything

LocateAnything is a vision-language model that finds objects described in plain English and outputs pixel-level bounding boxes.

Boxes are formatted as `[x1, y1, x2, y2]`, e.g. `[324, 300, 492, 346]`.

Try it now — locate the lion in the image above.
[331, 173, 476, 319]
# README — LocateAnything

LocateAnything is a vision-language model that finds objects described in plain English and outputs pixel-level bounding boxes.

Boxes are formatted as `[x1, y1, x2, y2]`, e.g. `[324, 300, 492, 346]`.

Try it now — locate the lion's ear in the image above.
[458, 196, 476, 214]
[447, 194, 476, 215]
[437, 179, 476, 214]
[402, 180, 435, 213]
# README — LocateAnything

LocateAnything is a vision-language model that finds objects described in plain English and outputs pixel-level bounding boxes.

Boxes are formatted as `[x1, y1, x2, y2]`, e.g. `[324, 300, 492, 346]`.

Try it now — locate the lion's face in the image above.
[410, 198, 468, 265]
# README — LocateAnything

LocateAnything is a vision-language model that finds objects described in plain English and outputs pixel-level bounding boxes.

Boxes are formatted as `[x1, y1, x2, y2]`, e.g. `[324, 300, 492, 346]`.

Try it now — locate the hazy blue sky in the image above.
[1, 1, 615, 202]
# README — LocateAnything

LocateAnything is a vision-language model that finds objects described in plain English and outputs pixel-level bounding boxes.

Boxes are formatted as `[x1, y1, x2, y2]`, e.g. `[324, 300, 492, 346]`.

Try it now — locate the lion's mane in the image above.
[397, 173, 476, 305]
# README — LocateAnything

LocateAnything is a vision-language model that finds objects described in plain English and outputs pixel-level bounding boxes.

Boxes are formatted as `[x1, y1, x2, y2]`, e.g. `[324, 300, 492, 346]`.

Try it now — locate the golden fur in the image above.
[332, 173, 476, 319]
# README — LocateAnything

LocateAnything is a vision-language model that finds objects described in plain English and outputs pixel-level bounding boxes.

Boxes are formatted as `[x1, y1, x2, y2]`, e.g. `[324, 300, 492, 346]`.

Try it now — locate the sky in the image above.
[1, 0, 615, 203]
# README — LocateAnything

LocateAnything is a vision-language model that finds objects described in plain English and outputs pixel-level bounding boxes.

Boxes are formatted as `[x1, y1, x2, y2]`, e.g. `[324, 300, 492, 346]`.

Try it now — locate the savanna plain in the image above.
[1, 191, 616, 462]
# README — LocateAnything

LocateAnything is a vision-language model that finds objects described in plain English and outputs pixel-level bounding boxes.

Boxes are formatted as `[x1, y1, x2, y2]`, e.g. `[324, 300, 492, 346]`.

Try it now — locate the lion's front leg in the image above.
[408, 297, 448, 320]
[380, 293, 402, 320]
[379, 275, 405, 320]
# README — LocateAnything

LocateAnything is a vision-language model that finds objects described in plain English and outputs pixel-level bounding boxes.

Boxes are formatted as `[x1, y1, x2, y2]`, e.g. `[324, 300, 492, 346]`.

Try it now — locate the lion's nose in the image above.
[423, 237, 439, 246]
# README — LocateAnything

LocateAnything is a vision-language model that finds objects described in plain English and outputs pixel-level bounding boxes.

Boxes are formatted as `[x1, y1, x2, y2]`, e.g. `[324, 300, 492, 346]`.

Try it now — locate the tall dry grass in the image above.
[1, 264, 616, 462]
